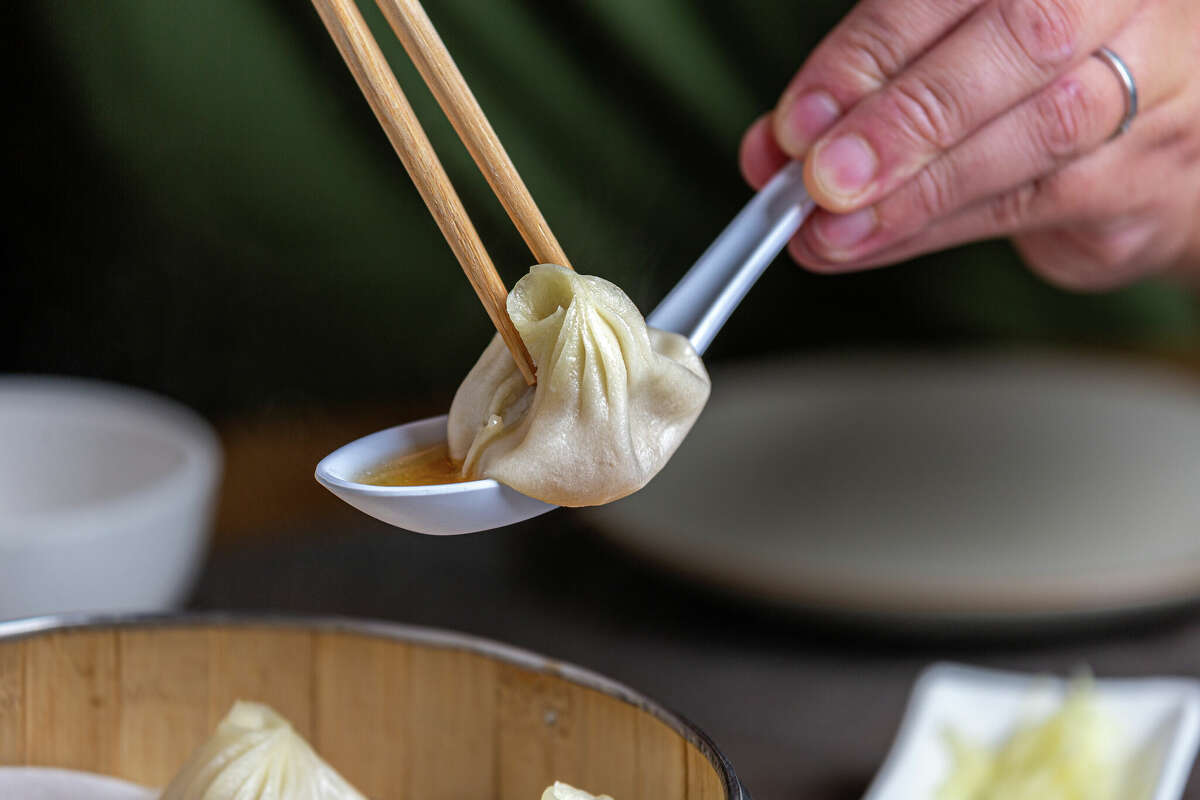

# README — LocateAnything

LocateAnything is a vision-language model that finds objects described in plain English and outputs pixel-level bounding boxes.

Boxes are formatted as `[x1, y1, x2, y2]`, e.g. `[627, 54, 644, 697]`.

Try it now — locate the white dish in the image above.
[588, 351, 1200, 625]
[0, 767, 152, 799]
[866, 663, 1200, 800]
[0, 376, 221, 620]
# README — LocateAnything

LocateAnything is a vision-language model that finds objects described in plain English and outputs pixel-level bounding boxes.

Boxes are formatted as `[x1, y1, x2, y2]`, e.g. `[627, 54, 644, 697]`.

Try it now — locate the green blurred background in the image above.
[6, 0, 1199, 420]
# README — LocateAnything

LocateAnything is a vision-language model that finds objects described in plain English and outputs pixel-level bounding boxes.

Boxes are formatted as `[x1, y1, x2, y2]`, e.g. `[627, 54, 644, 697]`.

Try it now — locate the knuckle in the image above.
[1030, 231, 1147, 289]
[989, 183, 1040, 229]
[885, 75, 965, 152]
[1080, 222, 1155, 270]
[908, 166, 957, 225]
[838, 9, 911, 87]
[1044, 166, 1121, 219]
[1031, 78, 1093, 159]
[998, 0, 1084, 72]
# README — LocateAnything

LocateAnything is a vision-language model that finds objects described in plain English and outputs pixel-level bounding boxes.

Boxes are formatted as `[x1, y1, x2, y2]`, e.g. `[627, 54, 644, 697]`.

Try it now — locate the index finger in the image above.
[802, 0, 1140, 211]
[773, 0, 987, 156]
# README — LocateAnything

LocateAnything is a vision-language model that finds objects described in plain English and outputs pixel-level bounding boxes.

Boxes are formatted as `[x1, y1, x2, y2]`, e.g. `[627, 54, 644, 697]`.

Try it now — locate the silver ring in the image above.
[1094, 46, 1138, 141]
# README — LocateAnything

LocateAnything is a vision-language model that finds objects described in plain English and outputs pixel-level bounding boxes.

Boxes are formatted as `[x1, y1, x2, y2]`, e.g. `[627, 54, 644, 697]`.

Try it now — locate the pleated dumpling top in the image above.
[159, 702, 367, 800]
[449, 264, 710, 506]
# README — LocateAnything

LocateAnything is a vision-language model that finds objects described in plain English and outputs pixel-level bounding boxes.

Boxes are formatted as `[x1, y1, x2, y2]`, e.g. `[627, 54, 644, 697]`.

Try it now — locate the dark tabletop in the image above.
[191, 510, 1200, 800]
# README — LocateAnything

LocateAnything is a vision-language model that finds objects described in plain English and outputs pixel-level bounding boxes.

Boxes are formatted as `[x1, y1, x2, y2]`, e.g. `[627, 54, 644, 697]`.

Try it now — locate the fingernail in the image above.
[813, 208, 877, 252]
[776, 91, 840, 155]
[812, 134, 878, 199]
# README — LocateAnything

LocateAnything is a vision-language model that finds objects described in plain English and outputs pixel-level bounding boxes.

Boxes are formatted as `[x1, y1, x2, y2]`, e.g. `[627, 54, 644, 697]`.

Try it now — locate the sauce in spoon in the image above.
[358, 443, 470, 486]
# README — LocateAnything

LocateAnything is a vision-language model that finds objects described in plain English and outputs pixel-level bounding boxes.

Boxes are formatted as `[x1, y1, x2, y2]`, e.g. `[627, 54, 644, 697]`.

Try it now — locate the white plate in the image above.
[588, 351, 1200, 625]
[866, 663, 1200, 800]
[0, 767, 153, 799]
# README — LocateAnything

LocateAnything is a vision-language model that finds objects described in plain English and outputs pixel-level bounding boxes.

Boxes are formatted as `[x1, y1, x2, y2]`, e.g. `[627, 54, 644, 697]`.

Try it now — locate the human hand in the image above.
[740, 0, 1200, 290]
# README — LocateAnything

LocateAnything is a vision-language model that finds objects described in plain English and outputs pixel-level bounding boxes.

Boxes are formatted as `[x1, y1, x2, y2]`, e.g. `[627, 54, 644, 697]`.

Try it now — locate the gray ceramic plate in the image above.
[588, 351, 1200, 628]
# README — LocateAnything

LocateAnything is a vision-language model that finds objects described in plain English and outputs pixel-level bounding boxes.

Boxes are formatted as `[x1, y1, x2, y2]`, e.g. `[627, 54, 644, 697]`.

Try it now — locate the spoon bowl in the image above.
[317, 161, 814, 534]
[315, 414, 556, 534]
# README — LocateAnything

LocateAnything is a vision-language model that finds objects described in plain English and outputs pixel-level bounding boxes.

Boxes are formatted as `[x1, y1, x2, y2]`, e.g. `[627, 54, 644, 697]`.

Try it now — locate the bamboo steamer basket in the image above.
[0, 614, 743, 800]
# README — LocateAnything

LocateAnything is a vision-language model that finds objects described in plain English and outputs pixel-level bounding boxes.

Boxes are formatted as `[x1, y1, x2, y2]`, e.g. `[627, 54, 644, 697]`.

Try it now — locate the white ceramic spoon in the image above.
[316, 161, 814, 534]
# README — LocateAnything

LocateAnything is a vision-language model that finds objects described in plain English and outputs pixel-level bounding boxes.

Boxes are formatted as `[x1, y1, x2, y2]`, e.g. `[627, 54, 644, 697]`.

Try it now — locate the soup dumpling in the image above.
[448, 264, 710, 507]
[541, 782, 614, 800]
[160, 701, 366, 800]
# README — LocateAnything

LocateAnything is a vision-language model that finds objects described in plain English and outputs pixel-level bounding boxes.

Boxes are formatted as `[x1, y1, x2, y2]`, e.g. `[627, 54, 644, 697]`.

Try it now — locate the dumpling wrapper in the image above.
[449, 264, 710, 507]
[160, 701, 367, 800]
[541, 782, 614, 800]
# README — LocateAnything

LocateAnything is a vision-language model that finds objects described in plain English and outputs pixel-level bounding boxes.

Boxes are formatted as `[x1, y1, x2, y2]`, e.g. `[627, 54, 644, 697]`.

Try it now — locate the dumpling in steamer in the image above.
[160, 701, 366, 800]
[541, 782, 614, 800]
[448, 263, 710, 506]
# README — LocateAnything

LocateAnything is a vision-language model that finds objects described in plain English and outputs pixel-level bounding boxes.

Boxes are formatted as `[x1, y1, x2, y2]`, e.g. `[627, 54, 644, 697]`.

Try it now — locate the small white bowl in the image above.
[0, 376, 221, 620]
[866, 663, 1200, 800]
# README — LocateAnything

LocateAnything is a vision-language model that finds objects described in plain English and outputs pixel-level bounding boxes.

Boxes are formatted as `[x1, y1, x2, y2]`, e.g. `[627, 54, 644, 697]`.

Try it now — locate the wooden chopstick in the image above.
[312, 0, 537, 384]
[374, 0, 572, 270]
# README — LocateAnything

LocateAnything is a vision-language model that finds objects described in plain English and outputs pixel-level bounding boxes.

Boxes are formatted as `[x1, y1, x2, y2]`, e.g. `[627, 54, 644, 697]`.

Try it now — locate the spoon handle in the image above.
[646, 160, 815, 356]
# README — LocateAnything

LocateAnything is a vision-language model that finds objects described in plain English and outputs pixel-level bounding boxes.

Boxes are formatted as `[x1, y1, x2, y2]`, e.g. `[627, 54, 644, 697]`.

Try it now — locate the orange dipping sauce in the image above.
[357, 443, 470, 487]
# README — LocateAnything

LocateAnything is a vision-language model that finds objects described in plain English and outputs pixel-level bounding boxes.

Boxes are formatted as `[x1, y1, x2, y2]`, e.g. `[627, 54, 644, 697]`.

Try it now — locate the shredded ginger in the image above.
[936, 677, 1122, 800]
